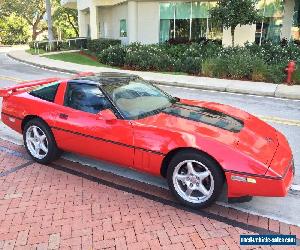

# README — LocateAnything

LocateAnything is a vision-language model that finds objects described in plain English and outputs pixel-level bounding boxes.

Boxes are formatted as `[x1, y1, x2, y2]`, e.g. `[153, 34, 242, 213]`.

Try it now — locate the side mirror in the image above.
[174, 97, 180, 102]
[96, 109, 117, 121]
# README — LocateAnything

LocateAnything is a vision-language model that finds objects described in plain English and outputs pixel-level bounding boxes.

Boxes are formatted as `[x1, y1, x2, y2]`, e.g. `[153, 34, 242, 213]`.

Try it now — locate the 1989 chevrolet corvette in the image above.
[0, 72, 294, 208]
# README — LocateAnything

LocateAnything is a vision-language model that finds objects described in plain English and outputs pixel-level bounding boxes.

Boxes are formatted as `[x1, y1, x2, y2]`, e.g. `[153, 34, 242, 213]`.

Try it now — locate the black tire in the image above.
[23, 118, 60, 164]
[167, 150, 224, 208]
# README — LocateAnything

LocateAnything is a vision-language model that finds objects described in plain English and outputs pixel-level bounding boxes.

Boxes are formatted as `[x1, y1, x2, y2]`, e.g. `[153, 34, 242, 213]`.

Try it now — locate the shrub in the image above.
[251, 59, 270, 82]
[265, 63, 286, 84]
[246, 41, 300, 66]
[167, 37, 191, 45]
[292, 69, 300, 85]
[95, 41, 300, 83]
[124, 43, 175, 71]
[226, 52, 254, 79]
[60, 41, 71, 50]
[162, 44, 188, 59]
[201, 41, 223, 59]
[87, 38, 121, 53]
[202, 58, 228, 78]
[202, 59, 216, 77]
[28, 41, 35, 49]
[166, 37, 222, 46]
[177, 57, 202, 75]
[98, 44, 126, 67]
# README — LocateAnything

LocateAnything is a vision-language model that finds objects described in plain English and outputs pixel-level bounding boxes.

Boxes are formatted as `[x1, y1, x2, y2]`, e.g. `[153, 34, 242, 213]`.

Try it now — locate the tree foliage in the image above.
[52, 1, 79, 39]
[0, 0, 47, 41]
[0, 0, 78, 42]
[0, 14, 31, 44]
[210, 0, 261, 46]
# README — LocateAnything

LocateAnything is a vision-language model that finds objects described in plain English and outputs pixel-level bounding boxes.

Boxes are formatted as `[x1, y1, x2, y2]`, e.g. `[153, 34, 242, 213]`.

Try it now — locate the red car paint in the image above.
[0, 77, 294, 199]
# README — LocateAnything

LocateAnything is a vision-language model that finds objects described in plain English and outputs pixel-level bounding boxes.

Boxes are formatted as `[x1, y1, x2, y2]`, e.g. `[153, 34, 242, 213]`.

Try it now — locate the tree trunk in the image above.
[32, 26, 47, 41]
[32, 26, 37, 41]
[231, 26, 235, 47]
[67, 13, 79, 37]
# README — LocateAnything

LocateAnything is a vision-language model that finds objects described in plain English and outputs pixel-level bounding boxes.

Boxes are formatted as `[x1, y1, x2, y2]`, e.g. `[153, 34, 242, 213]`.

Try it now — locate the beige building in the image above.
[62, 0, 300, 46]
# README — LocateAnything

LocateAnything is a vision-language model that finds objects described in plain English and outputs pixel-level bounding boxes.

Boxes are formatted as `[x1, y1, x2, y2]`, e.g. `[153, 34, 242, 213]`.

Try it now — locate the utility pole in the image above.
[45, 0, 54, 42]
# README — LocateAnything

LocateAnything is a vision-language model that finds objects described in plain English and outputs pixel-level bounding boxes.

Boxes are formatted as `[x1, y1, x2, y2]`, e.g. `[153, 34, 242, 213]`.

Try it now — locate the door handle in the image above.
[59, 113, 68, 120]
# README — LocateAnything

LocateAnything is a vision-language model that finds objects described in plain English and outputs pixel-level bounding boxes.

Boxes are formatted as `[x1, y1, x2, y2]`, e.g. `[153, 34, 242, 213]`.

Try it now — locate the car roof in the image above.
[69, 72, 140, 86]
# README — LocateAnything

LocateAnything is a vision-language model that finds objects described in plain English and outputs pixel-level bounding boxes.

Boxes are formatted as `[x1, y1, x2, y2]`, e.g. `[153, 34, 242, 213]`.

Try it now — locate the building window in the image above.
[120, 19, 127, 37]
[255, 0, 285, 45]
[160, 3, 175, 43]
[174, 2, 191, 39]
[191, 2, 209, 40]
[292, 0, 300, 41]
[159, 2, 222, 43]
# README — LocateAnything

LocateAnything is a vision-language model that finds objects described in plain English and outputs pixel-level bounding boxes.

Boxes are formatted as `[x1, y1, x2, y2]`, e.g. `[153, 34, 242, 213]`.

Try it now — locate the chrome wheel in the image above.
[25, 125, 48, 159]
[172, 160, 214, 203]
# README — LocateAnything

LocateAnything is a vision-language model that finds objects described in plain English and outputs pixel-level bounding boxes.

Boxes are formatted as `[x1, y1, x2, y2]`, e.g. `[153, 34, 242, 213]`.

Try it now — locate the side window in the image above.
[29, 82, 59, 102]
[64, 83, 112, 114]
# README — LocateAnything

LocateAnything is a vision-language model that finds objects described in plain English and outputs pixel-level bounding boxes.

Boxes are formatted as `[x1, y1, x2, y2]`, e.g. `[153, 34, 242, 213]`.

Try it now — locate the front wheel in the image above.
[167, 151, 224, 208]
[23, 119, 60, 164]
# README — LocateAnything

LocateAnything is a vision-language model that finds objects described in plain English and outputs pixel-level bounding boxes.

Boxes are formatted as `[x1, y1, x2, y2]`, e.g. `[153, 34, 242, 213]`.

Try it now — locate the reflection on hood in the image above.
[163, 103, 244, 133]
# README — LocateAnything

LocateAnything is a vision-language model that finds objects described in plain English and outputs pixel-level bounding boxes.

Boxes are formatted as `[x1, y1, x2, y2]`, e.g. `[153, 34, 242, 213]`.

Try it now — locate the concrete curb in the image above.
[7, 50, 300, 100]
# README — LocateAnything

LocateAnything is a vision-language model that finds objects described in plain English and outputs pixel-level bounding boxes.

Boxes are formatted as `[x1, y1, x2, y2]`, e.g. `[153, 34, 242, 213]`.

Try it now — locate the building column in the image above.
[90, 5, 99, 40]
[78, 10, 87, 37]
[281, 0, 296, 40]
[128, 1, 138, 43]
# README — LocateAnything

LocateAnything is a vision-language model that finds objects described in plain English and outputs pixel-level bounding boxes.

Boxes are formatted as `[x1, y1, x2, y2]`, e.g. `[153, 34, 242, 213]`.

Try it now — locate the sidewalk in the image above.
[0, 138, 299, 249]
[8, 49, 300, 100]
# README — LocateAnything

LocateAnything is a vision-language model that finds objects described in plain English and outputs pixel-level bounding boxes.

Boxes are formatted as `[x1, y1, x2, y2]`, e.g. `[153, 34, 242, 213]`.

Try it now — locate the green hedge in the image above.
[95, 41, 300, 84]
[98, 44, 126, 67]
[28, 39, 88, 52]
[292, 68, 300, 85]
[87, 38, 121, 53]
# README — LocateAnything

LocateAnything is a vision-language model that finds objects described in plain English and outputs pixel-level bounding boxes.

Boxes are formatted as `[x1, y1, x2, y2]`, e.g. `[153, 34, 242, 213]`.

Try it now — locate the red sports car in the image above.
[0, 72, 294, 208]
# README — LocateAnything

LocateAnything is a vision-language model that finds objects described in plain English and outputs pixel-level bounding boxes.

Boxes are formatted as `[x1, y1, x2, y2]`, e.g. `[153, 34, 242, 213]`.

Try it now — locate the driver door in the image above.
[52, 81, 134, 167]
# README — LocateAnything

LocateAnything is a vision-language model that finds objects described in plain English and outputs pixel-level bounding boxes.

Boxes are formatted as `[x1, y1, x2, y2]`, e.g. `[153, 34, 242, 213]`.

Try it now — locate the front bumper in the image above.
[226, 160, 294, 198]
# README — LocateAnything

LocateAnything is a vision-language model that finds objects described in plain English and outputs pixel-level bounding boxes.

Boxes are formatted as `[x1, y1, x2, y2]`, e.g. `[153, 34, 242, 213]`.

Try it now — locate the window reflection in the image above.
[159, 2, 222, 43]
[255, 0, 284, 44]
[292, 0, 300, 41]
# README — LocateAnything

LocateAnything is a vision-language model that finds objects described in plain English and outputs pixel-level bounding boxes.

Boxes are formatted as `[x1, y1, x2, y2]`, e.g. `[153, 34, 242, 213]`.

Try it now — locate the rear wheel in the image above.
[167, 151, 224, 208]
[23, 119, 60, 164]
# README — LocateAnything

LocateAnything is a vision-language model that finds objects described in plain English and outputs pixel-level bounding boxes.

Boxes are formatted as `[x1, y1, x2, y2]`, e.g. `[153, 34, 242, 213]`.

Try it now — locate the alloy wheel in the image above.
[26, 125, 48, 159]
[172, 160, 214, 203]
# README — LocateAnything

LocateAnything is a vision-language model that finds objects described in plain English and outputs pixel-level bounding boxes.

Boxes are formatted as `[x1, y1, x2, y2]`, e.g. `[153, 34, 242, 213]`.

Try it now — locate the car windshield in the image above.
[101, 79, 176, 119]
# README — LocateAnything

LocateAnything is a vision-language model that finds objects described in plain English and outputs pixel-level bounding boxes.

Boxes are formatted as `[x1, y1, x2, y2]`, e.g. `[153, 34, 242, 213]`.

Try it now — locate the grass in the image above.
[43, 52, 111, 68]
[26, 48, 47, 55]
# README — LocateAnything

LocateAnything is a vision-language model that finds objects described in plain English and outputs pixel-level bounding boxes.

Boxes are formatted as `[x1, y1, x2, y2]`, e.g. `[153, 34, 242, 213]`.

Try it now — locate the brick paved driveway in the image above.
[0, 139, 299, 250]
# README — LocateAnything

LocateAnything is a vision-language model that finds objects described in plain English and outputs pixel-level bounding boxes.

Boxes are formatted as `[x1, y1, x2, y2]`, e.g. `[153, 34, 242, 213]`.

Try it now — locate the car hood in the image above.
[137, 99, 278, 167]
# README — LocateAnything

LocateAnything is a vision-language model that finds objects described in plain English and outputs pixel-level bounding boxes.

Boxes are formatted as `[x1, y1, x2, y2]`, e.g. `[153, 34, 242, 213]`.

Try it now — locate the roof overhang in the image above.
[61, 0, 77, 9]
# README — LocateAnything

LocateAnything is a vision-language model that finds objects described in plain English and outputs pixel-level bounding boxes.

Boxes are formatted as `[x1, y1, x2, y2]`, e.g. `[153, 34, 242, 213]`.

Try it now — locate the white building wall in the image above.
[77, 0, 91, 10]
[222, 24, 256, 47]
[99, 7, 113, 38]
[78, 10, 90, 37]
[281, 0, 296, 40]
[128, 1, 138, 43]
[99, 3, 128, 42]
[137, 2, 160, 44]
[75, 0, 296, 45]
[112, 4, 128, 39]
